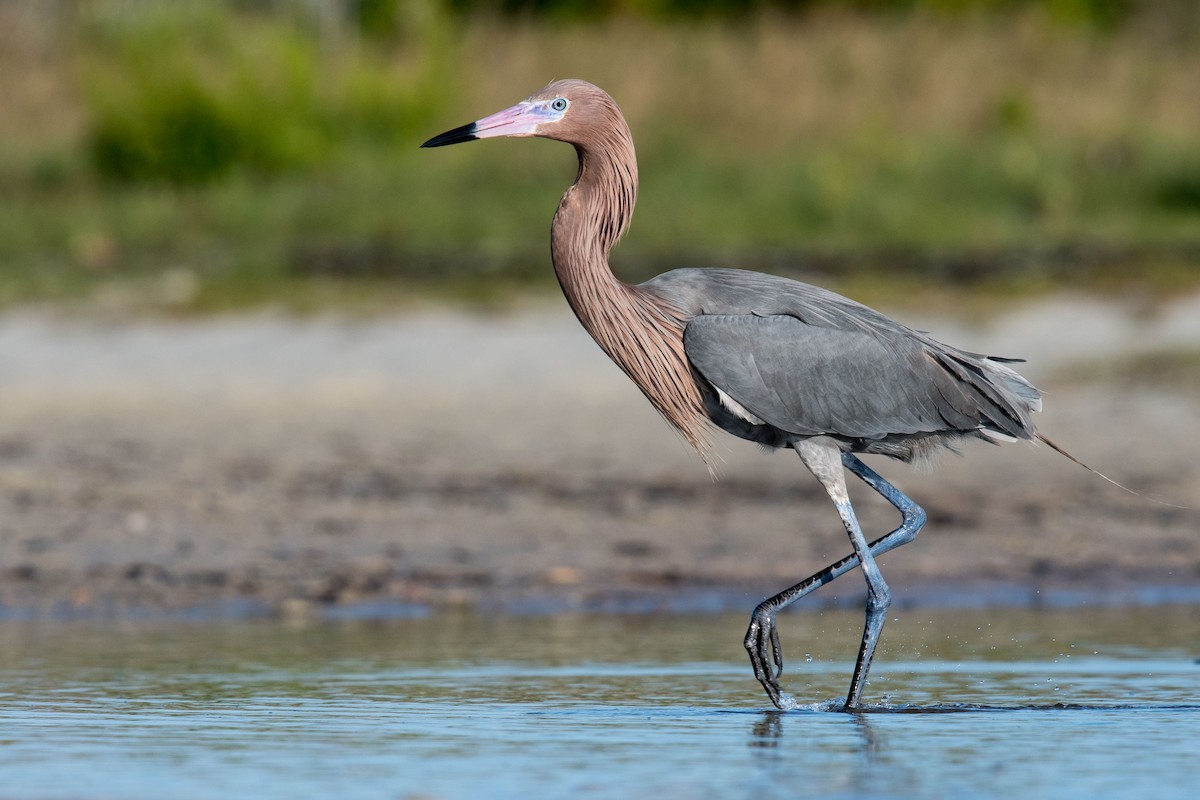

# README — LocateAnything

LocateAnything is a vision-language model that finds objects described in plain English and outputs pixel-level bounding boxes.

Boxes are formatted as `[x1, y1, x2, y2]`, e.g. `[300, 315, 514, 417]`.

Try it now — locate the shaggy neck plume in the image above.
[549, 105, 711, 460]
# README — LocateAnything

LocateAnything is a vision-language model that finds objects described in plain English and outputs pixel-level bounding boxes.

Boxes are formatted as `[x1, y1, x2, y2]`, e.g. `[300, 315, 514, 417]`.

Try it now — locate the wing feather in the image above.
[684, 314, 1023, 441]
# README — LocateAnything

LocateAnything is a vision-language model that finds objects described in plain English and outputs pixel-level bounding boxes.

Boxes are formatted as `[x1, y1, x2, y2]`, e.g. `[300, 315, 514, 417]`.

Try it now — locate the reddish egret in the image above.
[422, 79, 1049, 711]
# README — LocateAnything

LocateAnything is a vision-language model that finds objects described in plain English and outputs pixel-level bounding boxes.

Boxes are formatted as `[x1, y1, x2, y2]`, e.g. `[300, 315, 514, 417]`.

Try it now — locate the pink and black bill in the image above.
[421, 97, 564, 148]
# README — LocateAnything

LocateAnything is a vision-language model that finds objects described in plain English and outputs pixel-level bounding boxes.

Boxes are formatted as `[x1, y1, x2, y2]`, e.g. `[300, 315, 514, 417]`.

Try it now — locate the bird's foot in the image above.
[744, 607, 795, 710]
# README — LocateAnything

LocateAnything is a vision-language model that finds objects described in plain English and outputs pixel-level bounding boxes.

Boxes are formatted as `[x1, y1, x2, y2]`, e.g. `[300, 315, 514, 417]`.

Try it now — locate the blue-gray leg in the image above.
[744, 450, 926, 710]
[837, 492, 891, 709]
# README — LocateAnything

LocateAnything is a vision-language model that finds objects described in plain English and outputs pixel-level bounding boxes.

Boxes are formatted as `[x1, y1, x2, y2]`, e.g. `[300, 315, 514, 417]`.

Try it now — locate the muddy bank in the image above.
[0, 294, 1198, 620]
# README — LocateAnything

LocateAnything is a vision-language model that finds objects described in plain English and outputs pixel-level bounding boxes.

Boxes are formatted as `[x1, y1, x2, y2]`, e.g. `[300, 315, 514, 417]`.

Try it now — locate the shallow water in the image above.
[0, 607, 1197, 799]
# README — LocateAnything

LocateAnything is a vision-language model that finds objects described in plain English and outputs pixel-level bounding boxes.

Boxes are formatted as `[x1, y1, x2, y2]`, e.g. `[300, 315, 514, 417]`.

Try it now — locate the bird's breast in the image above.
[571, 285, 714, 461]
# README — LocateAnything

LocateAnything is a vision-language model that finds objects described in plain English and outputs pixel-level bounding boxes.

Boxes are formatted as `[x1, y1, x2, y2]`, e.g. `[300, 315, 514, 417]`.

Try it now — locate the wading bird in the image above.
[422, 80, 1051, 711]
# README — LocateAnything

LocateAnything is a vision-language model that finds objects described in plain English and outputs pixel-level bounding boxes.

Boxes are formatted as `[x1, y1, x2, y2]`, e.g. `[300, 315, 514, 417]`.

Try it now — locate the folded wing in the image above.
[684, 313, 1034, 442]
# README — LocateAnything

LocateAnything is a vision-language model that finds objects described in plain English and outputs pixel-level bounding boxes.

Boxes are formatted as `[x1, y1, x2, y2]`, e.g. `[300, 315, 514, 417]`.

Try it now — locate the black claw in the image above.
[746, 610, 791, 709]
[770, 624, 784, 679]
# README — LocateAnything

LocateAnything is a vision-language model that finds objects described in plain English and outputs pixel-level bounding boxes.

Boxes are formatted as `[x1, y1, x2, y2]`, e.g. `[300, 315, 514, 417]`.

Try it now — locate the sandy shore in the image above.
[1, 292, 1198, 619]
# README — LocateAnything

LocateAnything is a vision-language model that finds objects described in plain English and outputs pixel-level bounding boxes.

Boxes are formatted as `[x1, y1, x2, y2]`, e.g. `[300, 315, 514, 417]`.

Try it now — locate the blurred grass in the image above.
[1, 0, 1198, 314]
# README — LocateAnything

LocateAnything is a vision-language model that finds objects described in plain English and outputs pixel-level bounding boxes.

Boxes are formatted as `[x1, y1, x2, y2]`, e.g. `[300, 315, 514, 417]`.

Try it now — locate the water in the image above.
[0, 607, 1197, 799]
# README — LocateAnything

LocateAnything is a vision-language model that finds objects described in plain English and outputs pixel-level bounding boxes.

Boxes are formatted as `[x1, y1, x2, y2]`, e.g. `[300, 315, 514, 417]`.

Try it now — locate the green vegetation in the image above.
[1, 1, 1198, 313]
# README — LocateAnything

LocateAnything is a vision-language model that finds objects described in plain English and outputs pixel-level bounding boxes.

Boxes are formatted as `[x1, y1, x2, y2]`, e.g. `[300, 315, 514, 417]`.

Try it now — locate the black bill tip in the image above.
[420, 122, 479, 148]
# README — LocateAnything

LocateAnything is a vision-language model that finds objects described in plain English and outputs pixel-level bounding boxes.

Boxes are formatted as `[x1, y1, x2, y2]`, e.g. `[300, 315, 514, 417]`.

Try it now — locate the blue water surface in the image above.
[0, 608, 1197, 799]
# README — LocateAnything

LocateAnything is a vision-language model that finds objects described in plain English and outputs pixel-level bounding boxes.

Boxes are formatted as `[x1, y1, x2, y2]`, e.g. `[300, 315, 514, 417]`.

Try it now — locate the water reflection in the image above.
[0, 607, 1197, 799]
[741, 691, 1200, 800]
[749, 709, 784, 748]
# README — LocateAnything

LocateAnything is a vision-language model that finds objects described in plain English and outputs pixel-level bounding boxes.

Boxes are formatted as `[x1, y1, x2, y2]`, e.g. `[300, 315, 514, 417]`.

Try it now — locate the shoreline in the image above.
[1, 297, 1197, 623]
[4, 579, 1200, 625]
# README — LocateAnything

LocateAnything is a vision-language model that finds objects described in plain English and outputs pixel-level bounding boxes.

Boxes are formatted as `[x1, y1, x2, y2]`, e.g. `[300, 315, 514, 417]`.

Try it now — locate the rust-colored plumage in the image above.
[422, 79, 1077, 712]
[541, 81, 713, 459]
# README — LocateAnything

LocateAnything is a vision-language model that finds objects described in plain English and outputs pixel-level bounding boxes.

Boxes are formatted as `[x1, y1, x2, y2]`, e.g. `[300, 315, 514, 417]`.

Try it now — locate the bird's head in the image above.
[421, 79, 620, 149]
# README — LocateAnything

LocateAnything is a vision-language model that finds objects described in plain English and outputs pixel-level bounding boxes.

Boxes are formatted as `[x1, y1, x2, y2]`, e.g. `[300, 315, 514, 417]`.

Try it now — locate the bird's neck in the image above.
[550, 136, 712, 460]
[551, 142, 632, 304]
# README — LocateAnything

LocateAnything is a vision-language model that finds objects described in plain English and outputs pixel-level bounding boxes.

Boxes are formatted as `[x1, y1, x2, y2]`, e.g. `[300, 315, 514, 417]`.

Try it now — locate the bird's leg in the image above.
[834, 493, 890, 710]
[837, 454, 926, 708]
[744, 445, 925, 710]
[840, 453, 925, 526]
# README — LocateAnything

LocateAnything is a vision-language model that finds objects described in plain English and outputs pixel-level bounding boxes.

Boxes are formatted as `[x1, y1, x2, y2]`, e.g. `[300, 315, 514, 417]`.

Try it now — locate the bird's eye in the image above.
[551, 98, 568, 112]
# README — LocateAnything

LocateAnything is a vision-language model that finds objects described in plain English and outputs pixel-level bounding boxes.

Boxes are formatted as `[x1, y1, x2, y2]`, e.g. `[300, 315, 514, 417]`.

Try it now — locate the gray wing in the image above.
[684, 314, 1016, 440]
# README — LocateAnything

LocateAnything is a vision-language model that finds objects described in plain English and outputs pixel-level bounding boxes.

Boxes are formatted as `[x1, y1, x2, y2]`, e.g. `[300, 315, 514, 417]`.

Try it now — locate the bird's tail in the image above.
[1036, 433, 1189, 509]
